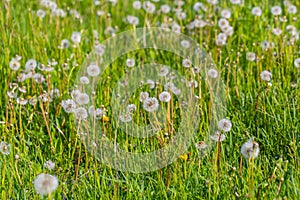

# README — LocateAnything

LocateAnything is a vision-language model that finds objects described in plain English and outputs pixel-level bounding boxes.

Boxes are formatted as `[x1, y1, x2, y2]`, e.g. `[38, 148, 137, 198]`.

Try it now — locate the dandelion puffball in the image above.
[218, 118, 232, 132]
[87, 63, 100, 77]
[0, 141, 11, 155]
[33, 173, 59, 195]
[240, 138, 260, 159]
[143, 97, 159, 112]
[260, 70, 272, 81]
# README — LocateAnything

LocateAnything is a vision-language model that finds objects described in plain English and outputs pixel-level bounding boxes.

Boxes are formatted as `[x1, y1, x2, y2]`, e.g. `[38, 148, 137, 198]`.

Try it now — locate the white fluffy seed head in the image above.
[140, 92, 149, 102]
[33, 173, 59, 195]
[0, 141, 11, 155]
[260, 70, 272, 81]
[143, 97, 159, 112]
[44, 160, 55, 170]
[240, 138, 260, 159]
[25, 59, 37, 72]
[271, 6, 282, 16]
[218, 118, 232, 132]
[80, 76, 90, 84]
[210, 131, 226, 142]
[62, 99, 77, 113]
[294, 58, 300, 68]
[208, 69, 218, 78]
[76, 93, 89, 105]
[126, 58, 135, 67]
[71, 32, 81, 44]
[252, 7, 262, 16]
[9, 59, 21, 71]
[246, 52, 256, 61]
[159, 91, 171, 102]
[87, 63, 100, 77]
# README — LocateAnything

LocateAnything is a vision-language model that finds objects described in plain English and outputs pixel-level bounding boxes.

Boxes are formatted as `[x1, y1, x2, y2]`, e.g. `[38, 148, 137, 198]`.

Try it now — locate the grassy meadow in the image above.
[0, 0, 299, 199]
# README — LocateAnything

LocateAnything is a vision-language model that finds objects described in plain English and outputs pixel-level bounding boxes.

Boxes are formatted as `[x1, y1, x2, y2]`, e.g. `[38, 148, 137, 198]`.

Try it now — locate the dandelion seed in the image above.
[210, 131, 226, 142]
[76, 93, 89, 105]
[143, 97, 159, 112]
[33, 173, 59, 195]
[251, 7, 262, 16]
[271, 6, 282, 16]
[62, 99, 77, 113]
[240, 138, 259, 159]
[260, 70, 272, 81]
[44, 160, 55, 170]
[0, 141, 11, 155]
[159, 91, 171, 102]
[140, 92, 149, 102]
[176, 11, 187, 20]
[87, 63, 100, 77]
[71, 32, 81, 44]
[246, 52, 256, 61]
[9, 59, 21, 71]
[218, 118, 232, 132]
[208, 69, 218, 78]
[126, 58, 135, 68]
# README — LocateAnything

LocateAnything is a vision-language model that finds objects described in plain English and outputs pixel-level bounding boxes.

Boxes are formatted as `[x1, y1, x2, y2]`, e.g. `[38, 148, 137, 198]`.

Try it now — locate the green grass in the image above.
[0, 0, 299, 199]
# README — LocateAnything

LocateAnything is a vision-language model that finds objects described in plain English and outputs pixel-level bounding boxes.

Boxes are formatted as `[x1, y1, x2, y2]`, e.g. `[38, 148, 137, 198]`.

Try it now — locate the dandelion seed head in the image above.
[9, 59, 21, 71]
[87, 63, 100, 77]
[260, 70, 272, 81]
[44, 160, 55, 170]
[33, 173, 59, 195]
[0, 141, 11, 155]
[143, 97, 159, 112]
[126, 58, 135, 67]
[208, 69, 218, 78]
[240, 138, 259, 159]
[159, 91, 171, 102]
[218, 118, 232, 132]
